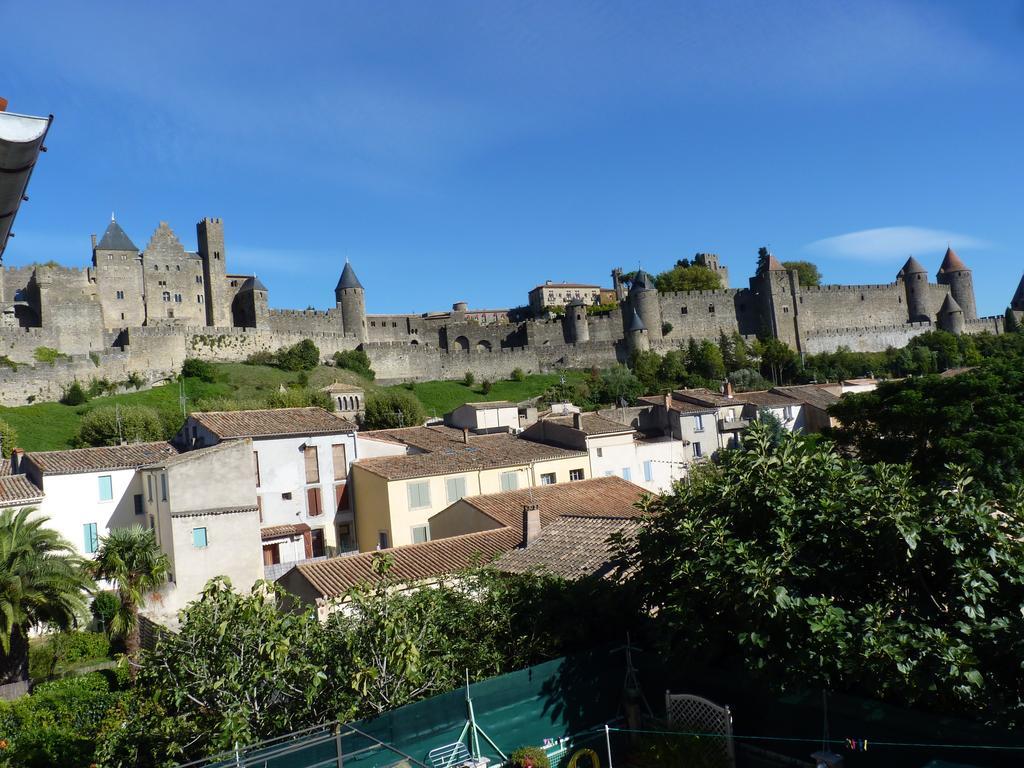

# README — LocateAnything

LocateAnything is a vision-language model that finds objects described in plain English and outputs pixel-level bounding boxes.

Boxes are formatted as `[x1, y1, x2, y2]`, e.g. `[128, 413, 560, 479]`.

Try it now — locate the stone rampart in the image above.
[802, 321, 932, 355]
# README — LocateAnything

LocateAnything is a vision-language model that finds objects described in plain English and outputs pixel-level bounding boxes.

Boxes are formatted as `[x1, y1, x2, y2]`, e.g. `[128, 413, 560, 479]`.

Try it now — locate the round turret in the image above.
[564, 298, 589, 343]
[936, 247, 976, 320]
[626, 308, 650, 352]
[898, 256, 929, 322]
[335, 261, 367, 342]
[629, 269, 662, 342]
[937, 293, 965, 335]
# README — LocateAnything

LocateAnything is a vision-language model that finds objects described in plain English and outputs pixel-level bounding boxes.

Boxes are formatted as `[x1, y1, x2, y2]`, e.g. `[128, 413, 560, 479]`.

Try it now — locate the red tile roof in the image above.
[538, 413, 636, 436]
[496, 516, 638, 580]
[939, 246, 968, 273]
[0, 475, 43, 506]
[24, 442, 178, 475]
[262, 523, 311, 540]
[191, 407, 355, 440]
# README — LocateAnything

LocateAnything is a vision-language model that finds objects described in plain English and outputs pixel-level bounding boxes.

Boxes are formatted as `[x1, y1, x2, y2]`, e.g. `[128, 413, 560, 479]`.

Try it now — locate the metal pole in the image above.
[605, 724, 614, 768]
[335, 726, 344, 768]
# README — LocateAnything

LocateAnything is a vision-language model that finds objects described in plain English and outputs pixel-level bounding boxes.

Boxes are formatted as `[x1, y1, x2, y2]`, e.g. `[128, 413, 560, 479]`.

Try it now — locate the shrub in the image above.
[60, 381, 89, 406]
[126, 371, 145, 390]
[91, 591, 119, 633]
[51, 631, 111, 666]
[266, 388, 335, 412]
[463, 371, 475, 387]
[245, 350, 277, 366]
[334, 349, 375, 379]
[508, 746, 551, 768]
[192, 396, 267, 412]
[33, 346, 67, 364]
[481, 379, 492, 395]
[76, 405, 164, 447]
[661, 321, 673, 336]
[0, 354, 18, 370]
[511, 368, 526, 382]
[181, 358, 217, 383]
[0, 418, 17, 458]
[363, 390, 426, 429]
[89, 351, 101, 367]
[86, 378, 115, 398]
[276, 339, 320, 371]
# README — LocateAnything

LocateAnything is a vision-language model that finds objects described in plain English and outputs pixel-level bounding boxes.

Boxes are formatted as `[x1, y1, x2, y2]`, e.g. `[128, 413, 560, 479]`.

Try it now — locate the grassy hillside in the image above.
[0, 364, 581, 452]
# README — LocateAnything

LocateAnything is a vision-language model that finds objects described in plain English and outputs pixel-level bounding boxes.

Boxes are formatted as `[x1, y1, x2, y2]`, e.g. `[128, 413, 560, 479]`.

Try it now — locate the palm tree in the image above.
[0, 507, 94, 684]
[91, 525, 169, 676]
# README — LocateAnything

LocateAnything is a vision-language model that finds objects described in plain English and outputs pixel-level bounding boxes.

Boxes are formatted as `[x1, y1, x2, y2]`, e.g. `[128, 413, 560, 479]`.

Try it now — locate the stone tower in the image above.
[753, 250, 800, 351]
[197, 218, 231, 327]
[626, 308, 649, 353]
[234, 276, 269, 328]
[629, 269, 662, 344]
[564, 298, 589, 343]
[937, 293, 965, 335]
[694, 252, 729, 288]
[92, 217, 144, 327]
[335, 261, 367, 343]
[898, 256, 929, 322]
[936, 246, 977, 321]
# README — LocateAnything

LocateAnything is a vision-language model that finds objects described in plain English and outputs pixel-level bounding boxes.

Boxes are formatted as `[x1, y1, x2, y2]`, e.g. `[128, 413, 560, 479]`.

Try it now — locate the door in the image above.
[262, 543, 280, 566]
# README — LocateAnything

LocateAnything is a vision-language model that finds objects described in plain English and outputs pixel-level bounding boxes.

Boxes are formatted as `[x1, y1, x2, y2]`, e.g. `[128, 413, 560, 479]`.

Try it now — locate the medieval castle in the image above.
[1, 213, 1022, 407]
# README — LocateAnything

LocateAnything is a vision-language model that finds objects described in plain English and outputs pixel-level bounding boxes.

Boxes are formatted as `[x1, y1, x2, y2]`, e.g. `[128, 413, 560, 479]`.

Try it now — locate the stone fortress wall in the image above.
[0, 214, 1020, 405]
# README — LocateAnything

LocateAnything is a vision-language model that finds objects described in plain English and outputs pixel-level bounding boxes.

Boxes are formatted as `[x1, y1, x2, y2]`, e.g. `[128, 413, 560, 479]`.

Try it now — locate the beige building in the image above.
[528, 281, 602, 314]
[350, 426, 589, 551]
[445, 401, 520, 434]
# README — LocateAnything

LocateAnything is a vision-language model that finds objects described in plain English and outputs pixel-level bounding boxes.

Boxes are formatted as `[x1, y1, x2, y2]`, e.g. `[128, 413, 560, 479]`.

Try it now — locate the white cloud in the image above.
[804, 227, 990, 261]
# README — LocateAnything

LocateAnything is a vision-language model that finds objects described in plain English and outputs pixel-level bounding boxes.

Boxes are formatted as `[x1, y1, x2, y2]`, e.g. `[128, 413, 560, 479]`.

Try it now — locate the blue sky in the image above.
[4, 0, 1023, 316]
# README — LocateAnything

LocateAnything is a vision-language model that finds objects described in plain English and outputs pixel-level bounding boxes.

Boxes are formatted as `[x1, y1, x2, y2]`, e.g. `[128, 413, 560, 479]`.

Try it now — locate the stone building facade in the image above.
[0, 214, 1021, 405]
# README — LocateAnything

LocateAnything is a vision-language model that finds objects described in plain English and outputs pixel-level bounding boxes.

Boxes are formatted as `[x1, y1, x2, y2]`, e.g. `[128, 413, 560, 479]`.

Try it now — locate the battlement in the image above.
[799, 282, 899, 294]
[659, 288, 742, 300]
[803, 320, 932, 338]
[269, 308, 334, 319]
[200, 217, 223, 224]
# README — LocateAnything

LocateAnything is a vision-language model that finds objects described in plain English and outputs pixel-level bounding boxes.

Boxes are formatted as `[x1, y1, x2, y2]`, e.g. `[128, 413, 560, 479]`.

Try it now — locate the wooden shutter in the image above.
[307, 486, 323, 516]
[304, 445, 319, 484]
[332, 444, 347, 480]
[334, 483, 349, 511]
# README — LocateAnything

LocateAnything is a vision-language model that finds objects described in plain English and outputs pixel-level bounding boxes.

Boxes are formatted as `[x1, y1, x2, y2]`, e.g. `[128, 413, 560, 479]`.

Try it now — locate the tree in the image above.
[658, 350, 688, 388]
[829, 360, 1024, 490]
[363, 390, 426, 429]
[653, 263, 721, 293]
[276, 339, 320, 371]
[180, 358, 217, 383]
[1005, 308, 1021, 333]
[753, 338, 799, 384]
[75, 406, 165, 447]
[596, 365, 643, 406]
[60, 381, 89, 406]
[780, 260, 821, 287]
[688, 340, 726, 381]
[619, 423, 1024, 724]
[333, 349, 375, 379]
[90, 526, 170, 677]
[629, 350, 663, 393]
[0, 508, 93, 684]
[755, 246, 773, 275]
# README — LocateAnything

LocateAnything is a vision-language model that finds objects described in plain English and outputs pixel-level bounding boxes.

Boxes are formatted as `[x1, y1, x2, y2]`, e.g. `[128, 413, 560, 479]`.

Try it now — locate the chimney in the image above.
[462, 428, 470, 444]
[724, 380, 734, 399]
[522, 504, 541, 547]
[0, 97, 8, 112]
[572, 412, 583, 430]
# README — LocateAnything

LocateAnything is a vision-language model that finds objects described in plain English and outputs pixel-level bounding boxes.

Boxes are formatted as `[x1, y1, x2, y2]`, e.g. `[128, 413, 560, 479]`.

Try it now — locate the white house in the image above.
[178, 407, 371, 566]
[445, 401, 520, 434]
[18, 442, 179, 560]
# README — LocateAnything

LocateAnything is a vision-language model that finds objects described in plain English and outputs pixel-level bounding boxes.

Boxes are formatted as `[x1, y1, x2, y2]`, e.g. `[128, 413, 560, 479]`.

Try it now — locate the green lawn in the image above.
[0, 363, 577, 452]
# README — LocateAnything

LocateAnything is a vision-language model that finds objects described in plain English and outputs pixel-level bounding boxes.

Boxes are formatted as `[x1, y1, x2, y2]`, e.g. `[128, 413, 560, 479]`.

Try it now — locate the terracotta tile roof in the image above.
[540, 413, 636, 436]
[458, 476, 649, 529]
[290, 528, 519, 598]
[672, 388, 738, 408]
[172, 505, 259, 518]
[262, 523, 311, 540]
[322, 383, 364, 393]
[770, 385, 840, 411]
[146, 440, 244, 468]
[0, 475, 43, 506]
[637, 395, 716, 415]
[939, 246, 968, 273]
[496, 516, 638, 581]
[354, 433, 586, 481]
[191, 407, 356, 439]
[735, 391, 799, 408]
[0, 459, 13, 477]
[360, 425, 470, 451]
[24, 442, 178, 475]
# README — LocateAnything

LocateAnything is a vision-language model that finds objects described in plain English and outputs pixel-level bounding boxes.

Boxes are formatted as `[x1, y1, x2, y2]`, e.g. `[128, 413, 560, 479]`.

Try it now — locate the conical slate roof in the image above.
[938, 246, 968, 274]
[240, 276, 267, 292]
[336, 262, 363, 291]
[631, 269, 655, 291]
[627, 308, 647, 332]
[899, 256, 927, 276]
[1011, 274, 1024, 310]
[96, 219, 137, 251]
[939, 293, 962, 314]
[766, 252, 785, 271]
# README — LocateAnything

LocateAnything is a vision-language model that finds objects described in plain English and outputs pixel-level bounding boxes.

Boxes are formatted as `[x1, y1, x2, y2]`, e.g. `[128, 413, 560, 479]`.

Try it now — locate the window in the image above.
[310, 528, 326, 557]
[160, 474, 168, 502]
[98, 475, 113, 501]
[197, 294, 203, 303]
[378, 531, 389, 549]
[133, 494, 144, 515]
[569, 468, 585, 481]
[282, 491, 292, 500]
[446, 476, 467, 503]
[596, 447, 603, 458]
[147, 475, 153, 502]
[726, 409, 735, 422]
[622, 467, 632, 481]
[174, 293, 182, 303]
[116, 290, 124, 300]
[253, 451, 261, 487]
[411, 524, 430, 544]
[407, 481, 431, 509]
[540, 472, 556, 485]
[196, 275, 203, 284]
[681, 306, 688, 315]
[500, 471, 519, 492]
[783, 406, 793, 420]
[306, 486, 323, 517]
[83, 523, 99, 554]
[304, 445, 320, 484]
[192, 527, 208, 548]
[643, 461, 653, 482]
[694, 414, 704, 432]
[693, 443, 703, 459]
[162, 291, 170, 302]
[332, 443, 347, 480]
[708, 304, 716, 313]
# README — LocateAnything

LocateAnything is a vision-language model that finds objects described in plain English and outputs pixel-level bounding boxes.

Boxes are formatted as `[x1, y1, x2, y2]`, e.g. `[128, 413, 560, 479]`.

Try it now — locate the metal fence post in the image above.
[605, 724, 614, 768]
[335, 726, 344, 768]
